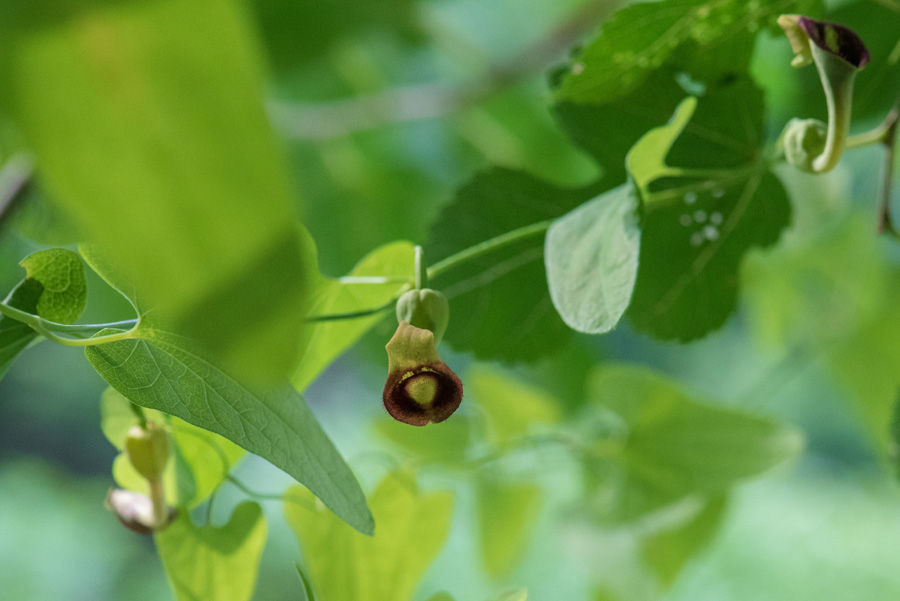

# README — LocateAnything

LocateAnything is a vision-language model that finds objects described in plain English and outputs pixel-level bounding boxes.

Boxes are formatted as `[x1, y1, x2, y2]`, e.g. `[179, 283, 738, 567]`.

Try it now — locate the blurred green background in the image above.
[2, 0, 900, 600]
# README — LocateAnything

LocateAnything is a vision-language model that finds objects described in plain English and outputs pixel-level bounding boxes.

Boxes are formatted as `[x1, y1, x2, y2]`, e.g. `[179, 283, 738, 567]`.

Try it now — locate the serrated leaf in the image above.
[286, 471, 454, 601]
[293, 241, 414, 391]
[590, 364, 802, 520]
[86, 330, 373, 534]
[625, 76, 791, 341]
[545, 183, 641, 334]
[0, 0, 314, 381]
[427, 168, 603, 362]
[156, 501, 267, 601]
[476, 478, 542, 578]
[555, 0, 817, 104]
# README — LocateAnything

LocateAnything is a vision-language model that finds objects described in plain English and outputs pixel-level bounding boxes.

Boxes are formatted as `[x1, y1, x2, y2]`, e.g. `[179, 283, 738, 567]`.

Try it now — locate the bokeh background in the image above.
[2, 0, 900, 599]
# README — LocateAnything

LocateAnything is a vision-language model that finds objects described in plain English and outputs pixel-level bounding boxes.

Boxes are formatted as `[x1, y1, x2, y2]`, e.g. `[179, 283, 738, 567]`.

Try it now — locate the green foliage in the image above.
[293, 241, 414, 391]
[475, 477, 542, 578]
[0, 279, 41, 378]
[545, 184, 641, 334]
[555, 0, 816, 104]
[467, 366, 560, 446]
[0, 0, 313, 381]
[625, 81, 791, 341]
[427, 168, 603, 361]
[19, 249, 86, 323]
[156, 502, 268, 601]
[286, 471, 454, 601]
[589, 364, 802, 520]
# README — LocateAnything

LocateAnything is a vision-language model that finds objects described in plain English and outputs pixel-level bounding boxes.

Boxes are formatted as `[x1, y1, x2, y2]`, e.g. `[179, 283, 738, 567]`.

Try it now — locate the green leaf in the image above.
[426, 594, 456, 601]
[545, 183, 641, 334]
[156, 501, 267, 601]
[293, 241, 414, 391]
[490, 590, 528, 601]
[589, 364, 802, 520]
[285, 471, 454, 601]
[86, 330, 372, 534]
[427, 168, 603, 361]
[624, 77, 791, 341]
[1, 248, 87, 378]
[0, 278, 41, 379]
[468, 366, 560, 446]
[19, 248, 86, 323]
[295, 562, 319, 601]
[374, 415, 473, 466]
[555, 0, 814, 104]
[476, 477, 542, 578]
[0, 0, 314, 381]
[101, 387, 244, 507]
[639, 495, 728, 586]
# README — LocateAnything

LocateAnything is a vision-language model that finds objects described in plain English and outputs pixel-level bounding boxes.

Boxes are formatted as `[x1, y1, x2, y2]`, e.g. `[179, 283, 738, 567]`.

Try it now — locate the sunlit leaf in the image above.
[545, 183, 640, 334]
[0, 0, 314, 381]
[293, 241, 414, 391]
[156, 501, 267, 601]
[286, 471, 454, 601]
[468, 366, 561, 446]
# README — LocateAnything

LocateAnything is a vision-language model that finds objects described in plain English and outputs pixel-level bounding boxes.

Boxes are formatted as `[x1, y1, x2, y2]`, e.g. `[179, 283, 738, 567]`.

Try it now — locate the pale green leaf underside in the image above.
[286, 471, 453, 601]
[156, 501, 267, 601]
[85, 329, 373, 535]
[545, 183, 641, 334]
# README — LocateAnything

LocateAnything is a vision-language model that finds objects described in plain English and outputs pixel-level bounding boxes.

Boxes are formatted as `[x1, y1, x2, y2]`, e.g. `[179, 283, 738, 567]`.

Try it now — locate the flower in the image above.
[383, 321, 463, 426]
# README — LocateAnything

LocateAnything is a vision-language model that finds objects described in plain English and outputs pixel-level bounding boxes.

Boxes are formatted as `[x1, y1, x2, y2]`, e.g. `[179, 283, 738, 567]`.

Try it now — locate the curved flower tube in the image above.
[383, 321, 463, 426]
[778, 15, 870, 173]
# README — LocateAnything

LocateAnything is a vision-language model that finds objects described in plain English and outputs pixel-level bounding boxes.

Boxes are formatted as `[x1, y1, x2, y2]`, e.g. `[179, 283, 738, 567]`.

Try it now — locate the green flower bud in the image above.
[777, 15, 870, 173]
[395, 288, 450, 344]
[105, 488, 177, 534]
[783, 118, 828, 172]
[124, 422, 170, 481]
[383, 321, 463, 426]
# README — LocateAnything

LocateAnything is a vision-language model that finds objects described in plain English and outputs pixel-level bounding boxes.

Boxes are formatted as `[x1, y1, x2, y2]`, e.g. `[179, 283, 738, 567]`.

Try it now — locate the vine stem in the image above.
[428, 219, 554, 279]
[0, 299, 139, 346]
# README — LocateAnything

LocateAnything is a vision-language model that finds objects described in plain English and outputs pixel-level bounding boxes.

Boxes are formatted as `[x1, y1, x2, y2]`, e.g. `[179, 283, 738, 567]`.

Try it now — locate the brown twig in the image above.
[268, 0, 618, 140]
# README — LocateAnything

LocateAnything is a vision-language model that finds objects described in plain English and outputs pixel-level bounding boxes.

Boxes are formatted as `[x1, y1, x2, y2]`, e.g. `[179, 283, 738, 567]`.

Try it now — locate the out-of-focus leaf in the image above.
[590, 364, 802, 520]
[427, 168, 603, 362]
[426, 594, 456, 601]
[286, 471, 453, 601]
[490, 589, 528, 601]
[468, 366, 561, 446]
[293, 241, 414, 392]
[545, 183, 640, 334]
[295, 562, 319, 601]
[640, 495, 728, 586]
[156, 501, 267, 601]
[0, 0, 314, 381]
[83, 242, 372, 533]
[251, 0, 419, 73]
[374, 415, 472, 466]
[625, 77, 790, 341]
[555, 0, 819, 104]
[476, 477, 542, 578]
[101, 387, 244, 507]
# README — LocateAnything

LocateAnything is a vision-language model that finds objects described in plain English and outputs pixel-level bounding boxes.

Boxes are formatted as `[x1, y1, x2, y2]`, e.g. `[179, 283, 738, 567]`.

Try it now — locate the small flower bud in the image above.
[105, 488, 177, 534]
[782, 118, 828, 172]
[124, 422, 170, 481]
[383, 321, 463, 426]
[395, 288, 450, 344]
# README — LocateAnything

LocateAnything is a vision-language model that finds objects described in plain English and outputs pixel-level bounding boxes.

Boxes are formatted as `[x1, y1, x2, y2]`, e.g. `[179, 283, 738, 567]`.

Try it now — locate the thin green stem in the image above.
[304, 295, 403, 323]
[225, 475, 317, 510]
[414, 245, 426, 290]
[0, 300, 139, 346]
[428, 219, 554, 280]
[129, 403, 148, 429]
